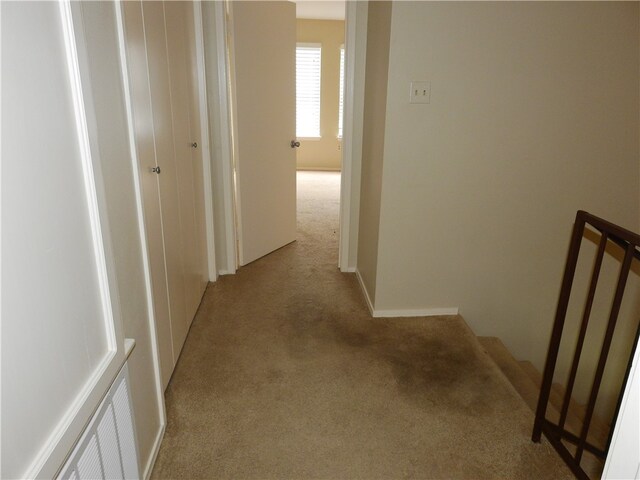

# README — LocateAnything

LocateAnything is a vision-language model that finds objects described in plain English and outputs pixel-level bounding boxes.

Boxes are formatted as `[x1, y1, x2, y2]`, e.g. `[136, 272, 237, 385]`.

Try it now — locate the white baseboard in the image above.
[373, 307, 459, 318]
[342, 266, 356, 273]
[218, 269, 236, 276]
[296, 167, 342, 172]
[355, 269, 374, 315]
[143, 424, 165, 480]
[354, 269, 458, 318]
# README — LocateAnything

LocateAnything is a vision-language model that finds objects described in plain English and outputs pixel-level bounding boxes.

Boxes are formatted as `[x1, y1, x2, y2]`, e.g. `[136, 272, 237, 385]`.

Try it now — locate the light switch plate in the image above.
[410, 81, 431, 104]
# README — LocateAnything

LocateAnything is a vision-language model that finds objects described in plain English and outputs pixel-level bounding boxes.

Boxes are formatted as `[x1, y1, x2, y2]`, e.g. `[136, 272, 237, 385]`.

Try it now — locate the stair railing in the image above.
[532, 210, 640, 480]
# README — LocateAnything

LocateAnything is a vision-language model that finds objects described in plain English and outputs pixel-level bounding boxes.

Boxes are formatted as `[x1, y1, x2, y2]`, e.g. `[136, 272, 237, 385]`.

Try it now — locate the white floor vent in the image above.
[58, 364, 140, 480]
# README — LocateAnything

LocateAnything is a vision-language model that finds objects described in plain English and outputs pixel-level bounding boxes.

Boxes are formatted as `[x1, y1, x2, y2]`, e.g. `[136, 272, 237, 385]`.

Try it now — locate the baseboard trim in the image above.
[354, 269, 459, 318]
[342, 266, 356, 273]
[297, 167, 342, 172]
[143, 424, 165, 480]
[218, 269, 236, 276]
[355, 269, 374, 315]
[372, 307, 459, 318]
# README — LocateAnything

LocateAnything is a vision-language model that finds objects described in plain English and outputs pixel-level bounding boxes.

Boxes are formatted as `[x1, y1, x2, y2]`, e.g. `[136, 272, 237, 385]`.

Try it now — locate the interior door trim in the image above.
[212, 0, 239, 274]
[213, 2, 361, 273]
[338, 1, 364, 273]
[192, 2, 218, 281]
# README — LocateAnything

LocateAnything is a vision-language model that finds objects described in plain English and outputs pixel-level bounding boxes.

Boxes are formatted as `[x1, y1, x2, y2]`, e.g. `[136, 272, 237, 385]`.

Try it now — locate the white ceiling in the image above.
[293, 1, 346, 21]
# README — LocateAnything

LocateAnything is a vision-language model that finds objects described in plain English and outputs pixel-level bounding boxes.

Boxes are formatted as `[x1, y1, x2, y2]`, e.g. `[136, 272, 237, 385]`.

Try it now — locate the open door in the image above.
[229, 1, 297, 266]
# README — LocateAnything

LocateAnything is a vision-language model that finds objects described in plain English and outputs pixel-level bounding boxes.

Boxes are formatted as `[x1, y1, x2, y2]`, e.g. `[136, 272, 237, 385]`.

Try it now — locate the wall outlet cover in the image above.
[410, 81, 431, 104]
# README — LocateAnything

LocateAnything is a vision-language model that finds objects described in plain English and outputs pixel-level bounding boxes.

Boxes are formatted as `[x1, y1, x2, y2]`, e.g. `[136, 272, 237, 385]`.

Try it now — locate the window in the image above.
[338, 46, 345, 138]
[296, 44, 321, 138]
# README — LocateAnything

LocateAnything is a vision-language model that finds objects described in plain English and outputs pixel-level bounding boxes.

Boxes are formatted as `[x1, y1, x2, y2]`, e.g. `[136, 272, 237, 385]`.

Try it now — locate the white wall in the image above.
[342, 1, 368, 272]
[360, 2, 640, 401]
[296, 19, 345, 171]
[356, 1, 391, 304]
[1, 2, 162, 477]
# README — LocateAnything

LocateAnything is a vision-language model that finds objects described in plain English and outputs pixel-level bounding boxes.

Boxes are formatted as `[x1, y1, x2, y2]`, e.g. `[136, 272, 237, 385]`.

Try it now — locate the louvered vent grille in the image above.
[58, 364, 140, 480]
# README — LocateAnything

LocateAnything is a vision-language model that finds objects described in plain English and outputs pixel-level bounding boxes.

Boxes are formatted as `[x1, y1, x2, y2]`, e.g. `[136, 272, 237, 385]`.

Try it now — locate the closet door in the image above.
[142, 1, 190, 358]
[122, 1, 174, 390]
[123, 1, 209, 387]
[184, 3, 210, 300]
[165, 1, 208, 323]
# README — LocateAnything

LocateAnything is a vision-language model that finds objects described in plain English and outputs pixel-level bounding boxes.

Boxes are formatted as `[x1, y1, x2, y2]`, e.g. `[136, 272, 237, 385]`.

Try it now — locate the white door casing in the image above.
[229, 1, 297, 266]
[190, 2, 218, 282]
[2, 2, 126, 477]
[210, 2, 360, 273]
[338, 0, 365, 272]
[202, 1, 238, 275]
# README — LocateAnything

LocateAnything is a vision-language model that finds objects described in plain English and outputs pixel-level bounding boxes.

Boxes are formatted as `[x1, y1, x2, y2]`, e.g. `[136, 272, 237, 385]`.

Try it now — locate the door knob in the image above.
[151, 166, 161, 174]
[290, 140, 300, 148]
[191, 142, 198, 148]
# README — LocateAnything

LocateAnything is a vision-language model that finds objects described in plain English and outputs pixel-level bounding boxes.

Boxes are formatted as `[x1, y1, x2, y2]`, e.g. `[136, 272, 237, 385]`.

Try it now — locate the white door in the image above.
[230, 1, 297, 266]
[121, 0, 175, 389]
[183, 3, 211, 298]
[2, 2, 126, 477]
[164, 1, 208, 321]
[142, 1, 191, 365]
[122, 1, 209, 388]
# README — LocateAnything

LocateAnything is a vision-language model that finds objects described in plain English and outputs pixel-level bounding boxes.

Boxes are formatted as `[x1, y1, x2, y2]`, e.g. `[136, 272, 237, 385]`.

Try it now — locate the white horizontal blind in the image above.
[296, 43, 321, 138]
[338, 46, 345, 138]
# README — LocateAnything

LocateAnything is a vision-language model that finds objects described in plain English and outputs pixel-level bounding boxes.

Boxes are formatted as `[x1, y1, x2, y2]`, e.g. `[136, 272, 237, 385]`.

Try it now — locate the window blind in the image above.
[296, 44, 321, 138]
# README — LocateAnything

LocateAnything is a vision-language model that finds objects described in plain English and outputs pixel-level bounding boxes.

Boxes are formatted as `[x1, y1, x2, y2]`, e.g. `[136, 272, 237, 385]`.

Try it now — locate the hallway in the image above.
[151, 171, 569, 479]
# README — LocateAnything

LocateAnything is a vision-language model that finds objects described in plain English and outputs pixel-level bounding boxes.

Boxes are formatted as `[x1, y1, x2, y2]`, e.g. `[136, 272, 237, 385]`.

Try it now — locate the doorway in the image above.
[295, 10, 345, 269]
[206, 1, 361, 274]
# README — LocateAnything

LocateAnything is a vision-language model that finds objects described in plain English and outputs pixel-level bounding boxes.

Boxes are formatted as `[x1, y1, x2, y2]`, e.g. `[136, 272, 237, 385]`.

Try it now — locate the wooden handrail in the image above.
[532, 211, 640, 480]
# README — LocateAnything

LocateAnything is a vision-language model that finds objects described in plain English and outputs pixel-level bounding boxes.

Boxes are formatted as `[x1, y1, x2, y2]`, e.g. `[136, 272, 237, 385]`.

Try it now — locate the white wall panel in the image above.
[1, 2, 125, 477]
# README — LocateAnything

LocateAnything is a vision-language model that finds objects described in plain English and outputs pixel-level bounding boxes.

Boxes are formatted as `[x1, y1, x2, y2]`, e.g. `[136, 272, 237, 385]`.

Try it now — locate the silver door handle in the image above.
[291, 140, 300, 148]
[151, 166, 161, 174]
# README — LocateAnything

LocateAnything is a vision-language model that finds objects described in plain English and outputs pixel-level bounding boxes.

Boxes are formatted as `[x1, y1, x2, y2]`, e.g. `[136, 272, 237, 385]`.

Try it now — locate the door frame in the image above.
[212, 1, 365, 273]
[211, 0, 239, 274]
[338, 0, 365, 272]
[193, 2, 218, 281]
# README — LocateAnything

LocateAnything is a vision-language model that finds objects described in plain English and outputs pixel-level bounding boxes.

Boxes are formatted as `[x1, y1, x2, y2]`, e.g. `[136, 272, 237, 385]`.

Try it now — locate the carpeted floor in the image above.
[151, 171, 571, 479]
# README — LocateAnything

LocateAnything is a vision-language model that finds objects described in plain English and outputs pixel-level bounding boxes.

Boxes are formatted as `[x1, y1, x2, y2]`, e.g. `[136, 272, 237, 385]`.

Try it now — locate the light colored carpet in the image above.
[151, 171, 571, 479]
